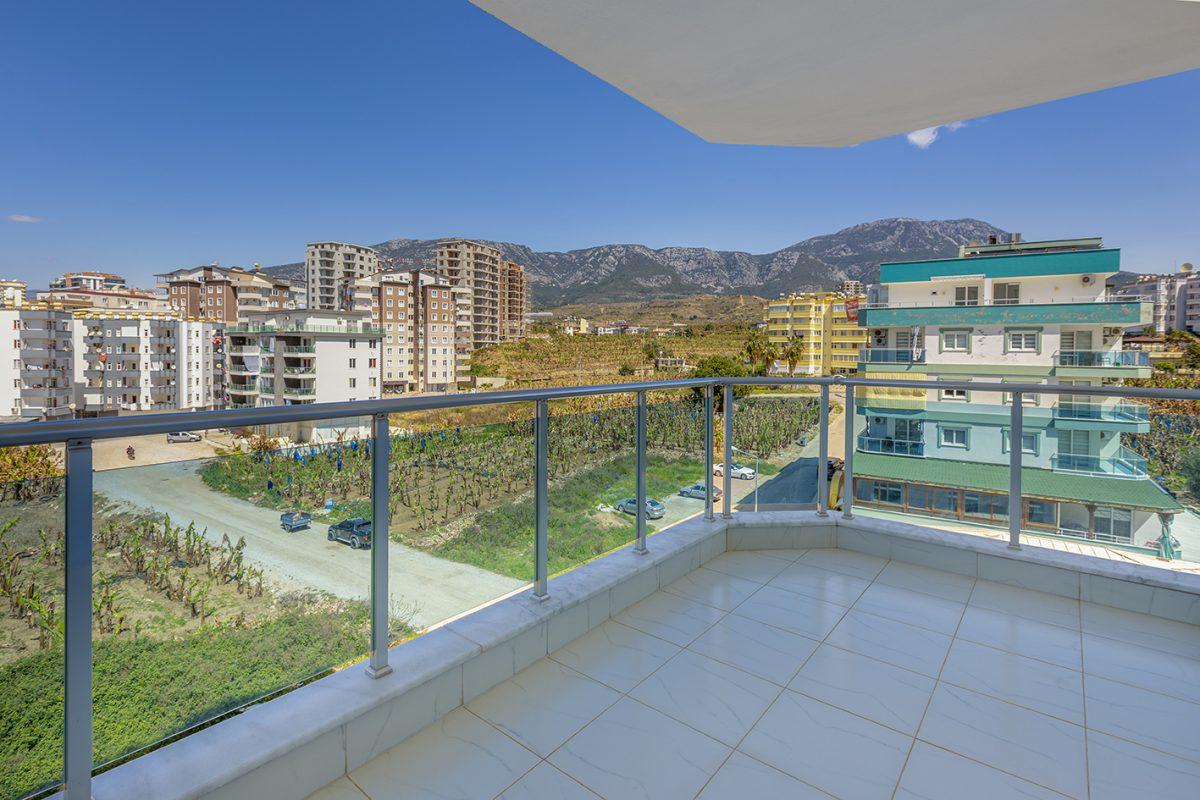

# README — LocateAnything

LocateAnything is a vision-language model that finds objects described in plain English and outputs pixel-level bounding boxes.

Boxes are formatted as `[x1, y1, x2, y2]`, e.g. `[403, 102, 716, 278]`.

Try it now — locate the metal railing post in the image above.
[817, 384, 830, 516]
[703, 385, 715, 521]
[1008, 393, 1023, 550]
[367, 413, 393, 678]
[64, 439, 93, 800]
[533, 399, 550, 596]
[842, 384, 855, 519]
[722, 384, 733, 518]
[635, 391, 648, 554]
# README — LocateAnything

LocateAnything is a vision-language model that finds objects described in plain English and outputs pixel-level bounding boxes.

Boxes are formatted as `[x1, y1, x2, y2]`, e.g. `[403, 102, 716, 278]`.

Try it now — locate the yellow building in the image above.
[764, 291, 867, 375]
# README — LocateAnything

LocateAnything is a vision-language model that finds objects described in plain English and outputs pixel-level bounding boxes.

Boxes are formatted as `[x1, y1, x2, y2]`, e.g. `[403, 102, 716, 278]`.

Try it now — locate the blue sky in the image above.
[1, 0, 1197, 288]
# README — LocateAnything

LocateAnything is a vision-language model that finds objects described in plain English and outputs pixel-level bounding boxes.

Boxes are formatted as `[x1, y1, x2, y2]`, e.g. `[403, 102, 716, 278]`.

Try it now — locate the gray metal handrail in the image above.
[15, 371, 1200, 800]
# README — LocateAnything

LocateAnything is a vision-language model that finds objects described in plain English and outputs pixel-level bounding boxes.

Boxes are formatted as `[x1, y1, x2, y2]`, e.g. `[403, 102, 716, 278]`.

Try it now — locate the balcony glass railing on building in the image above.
[1052, 399, 1149, 422]
[1050, 444, 1148, 477]
[856, 434, 924, 457]
[1055, 350, 1150, 367]
[858, 347, 925, 364]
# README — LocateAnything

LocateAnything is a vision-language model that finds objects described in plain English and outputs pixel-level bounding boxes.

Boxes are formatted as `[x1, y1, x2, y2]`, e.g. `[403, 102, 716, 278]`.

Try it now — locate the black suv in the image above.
[327, 518, 372, 549]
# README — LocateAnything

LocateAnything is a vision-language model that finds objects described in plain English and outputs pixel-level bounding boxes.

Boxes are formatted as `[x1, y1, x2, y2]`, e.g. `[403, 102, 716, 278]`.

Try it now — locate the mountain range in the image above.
[265, 217, 1008, 307]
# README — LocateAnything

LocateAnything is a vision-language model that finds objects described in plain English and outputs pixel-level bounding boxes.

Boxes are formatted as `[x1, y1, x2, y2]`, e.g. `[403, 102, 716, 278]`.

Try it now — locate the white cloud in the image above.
[6, 214, 43, 223]
[905, 121, 966, 149]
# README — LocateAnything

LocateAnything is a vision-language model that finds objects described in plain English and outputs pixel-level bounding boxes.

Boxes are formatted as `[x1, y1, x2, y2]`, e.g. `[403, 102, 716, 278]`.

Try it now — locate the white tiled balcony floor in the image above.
[310, 548, 1200, 800]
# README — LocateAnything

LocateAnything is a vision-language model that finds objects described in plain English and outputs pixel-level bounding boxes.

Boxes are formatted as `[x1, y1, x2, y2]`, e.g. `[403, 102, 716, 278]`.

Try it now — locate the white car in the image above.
[166, 431, 202, 443]
[714, 462, 756, 480]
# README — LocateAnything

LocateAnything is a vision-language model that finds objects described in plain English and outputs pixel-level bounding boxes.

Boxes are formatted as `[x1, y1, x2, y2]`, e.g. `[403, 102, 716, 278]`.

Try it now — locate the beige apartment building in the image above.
[500, 260, 529, 341]
[36, 270, 166, 312]
[158, 264, 295, 323]
[0, 280, 27, 308]
[435, 239, 502, 349]
[765, 290, 867, 375]
[306, 242, 379, 311]
[353, 270, 469, 393]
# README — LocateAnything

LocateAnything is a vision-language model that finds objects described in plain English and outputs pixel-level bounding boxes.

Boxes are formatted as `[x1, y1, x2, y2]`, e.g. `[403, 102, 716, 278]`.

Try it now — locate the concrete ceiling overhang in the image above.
[470, 0, 1200, 146]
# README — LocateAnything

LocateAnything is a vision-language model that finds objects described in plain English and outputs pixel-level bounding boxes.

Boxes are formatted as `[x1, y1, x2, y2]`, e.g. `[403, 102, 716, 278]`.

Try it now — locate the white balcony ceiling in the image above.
[470, 0, 1200, 146]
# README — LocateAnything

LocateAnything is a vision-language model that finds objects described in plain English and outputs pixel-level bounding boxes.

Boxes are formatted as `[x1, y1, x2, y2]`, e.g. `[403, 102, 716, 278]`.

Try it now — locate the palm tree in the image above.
[743, 328, 773, 371]
[780, 338, 805, 376]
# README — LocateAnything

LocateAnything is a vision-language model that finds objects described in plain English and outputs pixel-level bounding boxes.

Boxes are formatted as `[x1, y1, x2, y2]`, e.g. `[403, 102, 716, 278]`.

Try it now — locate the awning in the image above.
[471, 1, 1200, 147]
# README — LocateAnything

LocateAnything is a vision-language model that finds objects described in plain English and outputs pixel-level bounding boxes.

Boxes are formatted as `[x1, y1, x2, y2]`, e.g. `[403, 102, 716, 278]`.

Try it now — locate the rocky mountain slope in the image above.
[266, 217, 1006, 306]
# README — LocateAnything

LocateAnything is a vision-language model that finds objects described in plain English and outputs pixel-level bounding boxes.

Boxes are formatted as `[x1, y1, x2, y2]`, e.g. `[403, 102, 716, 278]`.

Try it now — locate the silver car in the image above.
[166, 431, 202, 443]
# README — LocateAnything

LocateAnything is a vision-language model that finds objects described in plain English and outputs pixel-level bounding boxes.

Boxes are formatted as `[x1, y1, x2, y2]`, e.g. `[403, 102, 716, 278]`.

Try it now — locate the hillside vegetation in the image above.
[547, 294, 766, 328]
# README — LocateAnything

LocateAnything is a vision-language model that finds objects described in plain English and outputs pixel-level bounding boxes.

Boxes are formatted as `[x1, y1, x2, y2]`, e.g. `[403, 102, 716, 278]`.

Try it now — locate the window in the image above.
[1025, 499, 1056, 527]
[1006, 331, 1038, 353]
[940, 381, 969, 401]
[993, 283, 1020, 305]
[854, 479, 903, 506]
[1094, 507, 1133, 542]
[348, 358, 356, 369]
[349, 377, 357, 388]
[941, 330, 969, 352]
[1061, 330, 1093, 351]
[1002, 429, 1039, 455]
[939, 426, 969, 448]
[953, 286, 979, 306]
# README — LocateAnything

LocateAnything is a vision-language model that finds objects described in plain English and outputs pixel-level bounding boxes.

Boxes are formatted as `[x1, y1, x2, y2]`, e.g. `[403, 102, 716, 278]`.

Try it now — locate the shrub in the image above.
[1180, 449, 1200, 496]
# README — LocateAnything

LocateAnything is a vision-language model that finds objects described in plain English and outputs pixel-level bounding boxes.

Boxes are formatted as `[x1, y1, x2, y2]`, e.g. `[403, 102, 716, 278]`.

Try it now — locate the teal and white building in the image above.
[853, 236, 1181, 552]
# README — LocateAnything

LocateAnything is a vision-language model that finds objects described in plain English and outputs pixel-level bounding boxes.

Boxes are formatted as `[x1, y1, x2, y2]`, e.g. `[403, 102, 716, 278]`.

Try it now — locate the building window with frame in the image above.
[941, 330, 970, 352]
[1006, 330, 1039, 353]
[1002, 429, 1039, 455]
[939, 425, 969, 448]
[939, 381, 969, 402]
[993, 283, 1020, 305]
[953, 286, 979, 306]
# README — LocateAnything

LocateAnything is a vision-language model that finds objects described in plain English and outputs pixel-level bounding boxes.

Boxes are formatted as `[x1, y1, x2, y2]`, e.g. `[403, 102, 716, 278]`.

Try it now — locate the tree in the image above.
[1180, 448, 1200, 496]
[780, 338, 805, 376]
[742, 328, 777, 374]
[1185, 342, 1200, 370]
[690, 355, 749, 411]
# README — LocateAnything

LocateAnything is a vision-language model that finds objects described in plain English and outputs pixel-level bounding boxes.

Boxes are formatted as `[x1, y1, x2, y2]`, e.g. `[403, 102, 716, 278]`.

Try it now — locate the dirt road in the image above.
[94, 460, 525, 629]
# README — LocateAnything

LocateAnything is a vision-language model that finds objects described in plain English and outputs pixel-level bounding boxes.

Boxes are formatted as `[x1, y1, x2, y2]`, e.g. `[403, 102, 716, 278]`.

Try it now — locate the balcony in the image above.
[1056, 350, 1150, 368]
[1053, 399, 1149, 422]
[858, 347, 925, 364]
[857, 433, 925, 457]
[1051, 445, 1149, 478]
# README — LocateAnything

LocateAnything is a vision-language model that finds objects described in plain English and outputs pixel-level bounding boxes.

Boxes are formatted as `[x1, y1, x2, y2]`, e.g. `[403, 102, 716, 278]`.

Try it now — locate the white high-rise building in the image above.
[305, 242, 378, 311]
[0, 304, 76, 421]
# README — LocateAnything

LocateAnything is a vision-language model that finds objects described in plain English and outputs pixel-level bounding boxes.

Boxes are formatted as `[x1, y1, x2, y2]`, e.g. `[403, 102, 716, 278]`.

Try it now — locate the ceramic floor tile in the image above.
[496, 762, 601, 800]
[970, 580, 1080, 630]
[304, 777, 370, 800]
[1084, 675, 1200, 764]
[798, 548, 887, 580]
[468, 657, 620, 757]
[687, 613, 819, 686]
[614, 590, 725, 646]
[1081, 602, 1200, 661]
[1082, 632, 1200, 706]
[1087, 730, 1200, 800]
[549, 697, 729, 800]
[940, 639, 1084, 725]
[874, 561, 975, 603]
[767, 562, 870, 607]
[852, 582, 965, 635]
[956, 606, 1081, 670]
[664, 567, 761, 611]
[696, 751, 833, 800]
[733, 584, 848, 640]
[917, 684, 1087, 799]
[631, 649, 781, 746]
[349, 708, 539, 800]
[895, 741, 1069, 800]
[703, 551, 793, 583]
[748, 548, 808, 562]
[740, 690, 911, 800]
[788, 644, 935, 734]
[549, 620, 679, 693]
[825, 610, 952, 677]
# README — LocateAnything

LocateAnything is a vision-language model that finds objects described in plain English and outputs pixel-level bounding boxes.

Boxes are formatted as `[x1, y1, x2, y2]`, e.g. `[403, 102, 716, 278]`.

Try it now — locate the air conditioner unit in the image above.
[1081, 275, 1094, 285]
[872, 329, 885, 338]
[1104, 327, 1122, 337]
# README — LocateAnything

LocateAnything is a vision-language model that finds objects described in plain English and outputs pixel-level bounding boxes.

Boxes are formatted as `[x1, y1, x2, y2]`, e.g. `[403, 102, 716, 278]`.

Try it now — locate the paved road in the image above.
[94, 460, 525, 629]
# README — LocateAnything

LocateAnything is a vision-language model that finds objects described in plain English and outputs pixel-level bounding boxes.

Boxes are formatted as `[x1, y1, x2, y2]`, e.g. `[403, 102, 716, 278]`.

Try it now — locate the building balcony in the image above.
[1056, 350, 1150, 368]
[281, 386, 316, 397]
[1051, 445, 1148, 478]
[858, 347, 925, 364]
[857, 433, 925, 457]
[859, 297, 1150, 328]
[282, 345, 317, 354]
[1053, 399, 1150, 423]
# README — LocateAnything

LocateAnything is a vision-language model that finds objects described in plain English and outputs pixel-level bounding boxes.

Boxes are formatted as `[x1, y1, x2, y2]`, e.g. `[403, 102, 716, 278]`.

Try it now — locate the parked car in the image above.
[327, 518, 372, 549]
[279, 511, 311, 532]
[679, 483, 722, 501]
[615, 497, 665, 519]
[166, 431, 201, 443]
[714, 462, 756, 480]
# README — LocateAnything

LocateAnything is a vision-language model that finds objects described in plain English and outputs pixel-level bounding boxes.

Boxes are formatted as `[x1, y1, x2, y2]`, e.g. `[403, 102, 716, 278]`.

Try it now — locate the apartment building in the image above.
[76, 311, 222, 415]
[351, 270, 466, 393]
[835, 278, 864, 296]
[305, 242, 378, 311]
[224, 309, 380, 440]
[499, 260, 529, 341]
[854, 236, 1174, 546]
[1123, 263, 1199, 334]
[49, 271, 128, 292]
[0, 304, 76, 420]
[0, 280, 27, 308]
[764, 291, 867, 375]
[158, 264, 295, 323]
[435, 239, 502, 349]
